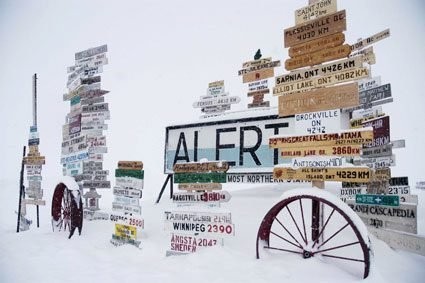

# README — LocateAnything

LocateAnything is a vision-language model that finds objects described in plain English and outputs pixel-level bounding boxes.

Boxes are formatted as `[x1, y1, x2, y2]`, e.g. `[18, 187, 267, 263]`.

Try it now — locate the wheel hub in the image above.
[303, 250, 313, 259]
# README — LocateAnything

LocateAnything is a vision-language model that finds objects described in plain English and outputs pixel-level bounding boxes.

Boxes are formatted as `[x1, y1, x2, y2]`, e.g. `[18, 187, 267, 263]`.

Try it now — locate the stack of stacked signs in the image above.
[239, 53, 280, 108]
[192, 80, 240, 119]
[61, 44, 111, 219]
[110, 161, 144, 248]
[21, 125, 46, 230]
[164, 161, 234, 256]
[269, 0, 388, 186]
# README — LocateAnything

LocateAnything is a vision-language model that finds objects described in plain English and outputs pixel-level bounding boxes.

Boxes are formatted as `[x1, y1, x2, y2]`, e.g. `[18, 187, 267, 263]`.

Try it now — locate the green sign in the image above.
[355, 194, 399, 206]
[115, 169, 144, 179]
[174, 173, 227, 184]
[70, 95, 81, 106]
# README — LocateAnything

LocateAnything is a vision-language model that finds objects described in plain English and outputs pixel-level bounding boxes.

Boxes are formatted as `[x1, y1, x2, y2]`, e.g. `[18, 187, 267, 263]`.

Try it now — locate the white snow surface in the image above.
[1, 179, 425, 283]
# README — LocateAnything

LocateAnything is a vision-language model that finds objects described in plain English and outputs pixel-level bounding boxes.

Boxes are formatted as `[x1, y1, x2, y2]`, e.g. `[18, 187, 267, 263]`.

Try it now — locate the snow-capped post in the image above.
[238, 50, 280, 109]
[164, 160, 234, 256]
[61, 44, 110, 221]
[193, 80, 240, 119]
[18, 74, 47, 232]
[110, 161, 144, 248]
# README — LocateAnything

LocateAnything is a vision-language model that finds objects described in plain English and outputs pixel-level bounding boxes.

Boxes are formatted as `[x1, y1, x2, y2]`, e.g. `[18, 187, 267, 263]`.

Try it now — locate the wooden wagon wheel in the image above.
[256, 189, 370, 279]
[51, 182, 83, 239]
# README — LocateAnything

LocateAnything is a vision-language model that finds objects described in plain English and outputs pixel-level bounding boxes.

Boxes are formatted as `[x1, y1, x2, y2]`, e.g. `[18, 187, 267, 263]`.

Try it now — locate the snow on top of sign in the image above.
[269, 126, 374, 139]
[57, 175, 80, 191]
[279, 187, 370, 246]
[167, 107, 278, 126]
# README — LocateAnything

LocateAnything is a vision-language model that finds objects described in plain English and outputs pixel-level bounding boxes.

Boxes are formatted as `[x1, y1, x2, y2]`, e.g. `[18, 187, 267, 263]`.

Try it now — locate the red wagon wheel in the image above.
[51, 181, 83, 238]
[51, 183, 72, 232]
[256, 189, 370, 279]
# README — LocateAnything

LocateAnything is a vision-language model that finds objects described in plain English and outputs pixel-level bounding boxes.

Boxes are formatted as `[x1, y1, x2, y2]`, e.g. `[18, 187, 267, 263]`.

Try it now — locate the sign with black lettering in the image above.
[346, 200, 417, 234]
[284, 10, 346, 48]
[295, 109, 342, 134]
[164, 115, 293, 174]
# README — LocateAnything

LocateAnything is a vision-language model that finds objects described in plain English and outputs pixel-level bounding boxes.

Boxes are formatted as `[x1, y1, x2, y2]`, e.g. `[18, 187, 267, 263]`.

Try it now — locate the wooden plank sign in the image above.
[275, 54, 369, 88]
[295, 0, 337, 25]
[23, 199, 46, 206]
[23, 156, 46, 165]
[289, 32, 344, 58]
[118, 161, 143, 170]
[178, 183, 222, 191]
[285, 44, 351, 71]
[75, 44, 108, 61]
[278, 82, 359, 116]
[284, 10, 346, 48]
[275, 67, 368, 95]
[273, 167, 372, 183]
[173, 161, 229, 173]
[359, 84, 392, 105]
[351, 29, 390, 52]
[280, 145, 361, 157]
[242, 68, 274, 83]
[238, 60, 280, 76]
[361, 144, 392, 158]
[242, 57, 271, 68]
[269, 128, 373, 148]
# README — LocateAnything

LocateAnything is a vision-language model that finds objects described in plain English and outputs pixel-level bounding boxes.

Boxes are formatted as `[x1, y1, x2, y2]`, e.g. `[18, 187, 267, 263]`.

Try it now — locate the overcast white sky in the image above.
[0, 0, 424, 199]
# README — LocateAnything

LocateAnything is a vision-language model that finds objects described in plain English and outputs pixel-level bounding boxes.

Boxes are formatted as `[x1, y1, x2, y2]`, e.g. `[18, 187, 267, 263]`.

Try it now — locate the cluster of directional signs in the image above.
[61, 44, 111, 217]
[20, 125, 46, 230]
[267, 0, 423, 255]
[165, 161, 234, 256]
[193, 80, 240, 119]
[110, 161, 144, 248]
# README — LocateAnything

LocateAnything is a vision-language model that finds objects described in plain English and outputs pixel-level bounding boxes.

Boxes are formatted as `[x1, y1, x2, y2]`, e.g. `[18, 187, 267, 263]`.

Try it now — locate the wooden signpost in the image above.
[110, 161, 144, 248]
[18, 74, 46, 232]
[239, 52, 280, 108]
[194, 81, 240, 119]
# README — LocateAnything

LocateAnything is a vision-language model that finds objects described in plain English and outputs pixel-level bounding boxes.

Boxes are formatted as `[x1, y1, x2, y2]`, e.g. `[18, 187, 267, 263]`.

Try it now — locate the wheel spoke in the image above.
[321, 253, 365, 263]
[275, 217, 304, 248]
[317, 223, 349, 249]
[299, 199, 308, 244]
[286, 205, 307, 244]
[264, 246, 303, 255]
[314, 241, 360, 254]
[312, 208, 335, 248]
[270, 230, 303, 249]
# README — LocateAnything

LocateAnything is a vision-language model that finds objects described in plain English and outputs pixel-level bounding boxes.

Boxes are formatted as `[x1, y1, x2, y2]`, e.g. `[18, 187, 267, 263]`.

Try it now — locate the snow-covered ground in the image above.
[1, 178, 424, 283]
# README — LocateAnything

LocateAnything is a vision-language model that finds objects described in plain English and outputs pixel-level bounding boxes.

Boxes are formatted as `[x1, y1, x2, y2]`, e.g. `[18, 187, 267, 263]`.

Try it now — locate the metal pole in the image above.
[16, 146, 26, 233]
[155, 174, 171, 204]
[32, 73, 37, 127]
[170, 174, 174, 199]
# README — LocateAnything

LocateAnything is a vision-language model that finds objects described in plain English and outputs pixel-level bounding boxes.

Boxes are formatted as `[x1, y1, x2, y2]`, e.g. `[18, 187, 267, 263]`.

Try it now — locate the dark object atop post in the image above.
[254, 49, 262, 60]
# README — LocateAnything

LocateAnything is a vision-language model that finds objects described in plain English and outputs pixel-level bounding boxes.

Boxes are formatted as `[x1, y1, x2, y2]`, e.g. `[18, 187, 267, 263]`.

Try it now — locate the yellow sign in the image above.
[208, 80, 224, 88]
[269, 129, 374, 148]
[115, 223, 137, 240]
[273, 167, 372, 183]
